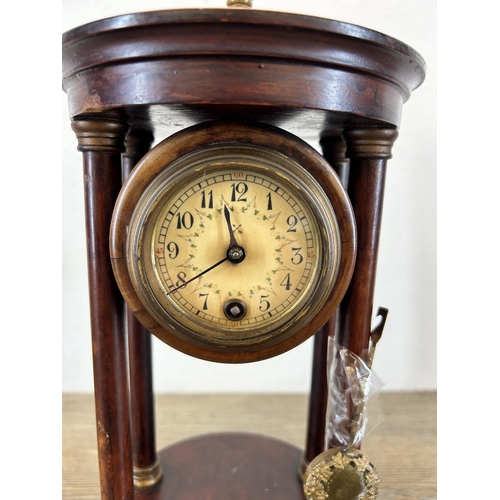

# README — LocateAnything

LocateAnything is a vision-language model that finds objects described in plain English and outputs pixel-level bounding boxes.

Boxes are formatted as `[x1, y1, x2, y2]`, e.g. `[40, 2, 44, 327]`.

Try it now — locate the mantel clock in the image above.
[62, 4, 426, 498]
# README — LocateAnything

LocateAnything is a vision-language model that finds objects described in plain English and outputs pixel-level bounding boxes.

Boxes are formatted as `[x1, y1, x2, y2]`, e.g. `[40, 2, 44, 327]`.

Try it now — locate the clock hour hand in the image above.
[223, 205, 246, 264]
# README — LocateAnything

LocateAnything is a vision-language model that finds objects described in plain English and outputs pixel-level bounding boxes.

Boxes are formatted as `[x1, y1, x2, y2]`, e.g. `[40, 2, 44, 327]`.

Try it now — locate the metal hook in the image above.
[367, 307, 389, 369]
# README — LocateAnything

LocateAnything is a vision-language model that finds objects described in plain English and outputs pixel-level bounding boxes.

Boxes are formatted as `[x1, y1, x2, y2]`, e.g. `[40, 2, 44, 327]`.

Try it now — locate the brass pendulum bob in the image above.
[302, 309, 388, 500]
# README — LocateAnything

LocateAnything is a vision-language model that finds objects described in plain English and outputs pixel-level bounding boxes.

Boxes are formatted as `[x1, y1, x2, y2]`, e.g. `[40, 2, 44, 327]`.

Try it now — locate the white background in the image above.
[61, 0, 437, 393]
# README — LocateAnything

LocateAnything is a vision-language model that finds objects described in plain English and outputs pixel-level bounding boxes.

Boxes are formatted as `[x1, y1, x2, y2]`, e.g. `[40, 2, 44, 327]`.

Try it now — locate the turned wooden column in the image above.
[320, 136, 350, 188]
[71, 115, 134, 500]
[303, 136, 350, 468]
[338, 128, 398, 357]
[122, 129, 163, 489]
[327, 127, 398, 449]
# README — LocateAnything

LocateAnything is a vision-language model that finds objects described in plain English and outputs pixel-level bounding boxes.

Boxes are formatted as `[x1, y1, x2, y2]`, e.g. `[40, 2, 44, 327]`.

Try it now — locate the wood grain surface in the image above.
[62, 391, 436, 499]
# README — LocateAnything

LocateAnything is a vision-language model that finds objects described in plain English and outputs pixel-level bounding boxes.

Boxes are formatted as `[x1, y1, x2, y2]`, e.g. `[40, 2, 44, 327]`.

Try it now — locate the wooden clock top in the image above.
[62, 8, 426, 141]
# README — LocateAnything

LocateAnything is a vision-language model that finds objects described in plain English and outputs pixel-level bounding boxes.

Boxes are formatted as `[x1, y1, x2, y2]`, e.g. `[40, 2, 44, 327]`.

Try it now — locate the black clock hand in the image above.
[166, 256, 228, 295]
[223, 205, 246, 264]
[168, 207, 246, 296]
[223, 205, 239, 246]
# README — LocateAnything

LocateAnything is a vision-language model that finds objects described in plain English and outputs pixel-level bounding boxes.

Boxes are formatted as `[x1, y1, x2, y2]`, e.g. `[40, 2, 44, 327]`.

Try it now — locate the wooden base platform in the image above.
[136, 432, 305, 499]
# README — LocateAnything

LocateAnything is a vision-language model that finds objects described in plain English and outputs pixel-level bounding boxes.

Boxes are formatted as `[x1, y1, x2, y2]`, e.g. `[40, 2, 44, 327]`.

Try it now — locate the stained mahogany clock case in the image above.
[62, 7, 426, 499]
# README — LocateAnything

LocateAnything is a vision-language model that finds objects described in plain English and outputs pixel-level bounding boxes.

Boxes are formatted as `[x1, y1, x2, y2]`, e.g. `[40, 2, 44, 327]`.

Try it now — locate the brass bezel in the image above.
[126, 145, 338, 351]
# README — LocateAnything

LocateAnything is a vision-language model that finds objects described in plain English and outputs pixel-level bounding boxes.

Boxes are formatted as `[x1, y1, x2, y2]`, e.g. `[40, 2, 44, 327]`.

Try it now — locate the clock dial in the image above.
[111, 122, 356, 362]
[148, 165, 321, 337]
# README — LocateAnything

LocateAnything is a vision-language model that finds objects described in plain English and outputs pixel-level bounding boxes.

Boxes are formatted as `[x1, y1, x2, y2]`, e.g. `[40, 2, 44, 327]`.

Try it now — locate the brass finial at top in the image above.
[227, 0, 253, 7]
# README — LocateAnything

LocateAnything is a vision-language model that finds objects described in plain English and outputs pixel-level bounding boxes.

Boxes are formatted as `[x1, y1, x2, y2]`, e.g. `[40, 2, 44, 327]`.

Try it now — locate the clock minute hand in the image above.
[168, 206, 245, 296]
[223, 205, 246, 264]
[166, 256, 228, 295]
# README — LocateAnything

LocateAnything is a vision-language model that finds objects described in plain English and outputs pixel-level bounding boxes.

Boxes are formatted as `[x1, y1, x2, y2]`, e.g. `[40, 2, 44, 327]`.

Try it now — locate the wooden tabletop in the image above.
[62, 391, 436, 499]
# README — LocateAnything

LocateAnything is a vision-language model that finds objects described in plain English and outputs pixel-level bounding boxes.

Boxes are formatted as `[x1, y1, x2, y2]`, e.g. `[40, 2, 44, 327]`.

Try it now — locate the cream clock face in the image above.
[111, 122, 356, 362]
[146, 163, 321, 334]
[128, 146, 338, 346]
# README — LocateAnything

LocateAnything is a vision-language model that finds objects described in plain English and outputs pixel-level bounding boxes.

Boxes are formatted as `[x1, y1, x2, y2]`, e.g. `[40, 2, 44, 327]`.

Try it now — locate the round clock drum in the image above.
[110, 121, 356, 363]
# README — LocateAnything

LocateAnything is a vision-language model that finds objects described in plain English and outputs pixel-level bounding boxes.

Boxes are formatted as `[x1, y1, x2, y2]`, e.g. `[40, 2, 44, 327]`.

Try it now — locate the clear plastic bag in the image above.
[324, 339, 384, 449]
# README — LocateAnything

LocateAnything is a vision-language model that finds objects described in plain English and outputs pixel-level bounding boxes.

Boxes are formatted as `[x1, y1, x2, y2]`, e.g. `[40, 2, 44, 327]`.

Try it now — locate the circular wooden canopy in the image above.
[62, 8, 426, 141]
